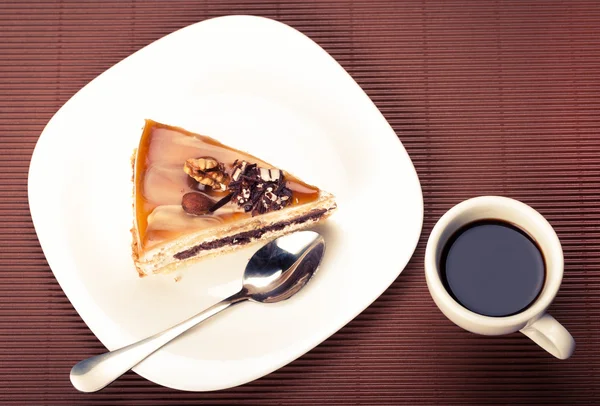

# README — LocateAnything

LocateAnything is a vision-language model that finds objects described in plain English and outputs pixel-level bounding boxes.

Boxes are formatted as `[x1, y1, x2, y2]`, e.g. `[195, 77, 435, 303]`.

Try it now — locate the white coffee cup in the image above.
[425, 196, 575, 359]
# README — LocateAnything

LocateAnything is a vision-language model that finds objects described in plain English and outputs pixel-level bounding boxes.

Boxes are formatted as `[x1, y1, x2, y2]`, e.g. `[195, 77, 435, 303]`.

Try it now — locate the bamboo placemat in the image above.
[1, 1, 599, 404]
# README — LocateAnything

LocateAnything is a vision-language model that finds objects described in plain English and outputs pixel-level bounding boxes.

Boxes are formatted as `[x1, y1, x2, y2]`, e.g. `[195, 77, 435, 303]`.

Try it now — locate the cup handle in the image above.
[520, 313, 575, 359]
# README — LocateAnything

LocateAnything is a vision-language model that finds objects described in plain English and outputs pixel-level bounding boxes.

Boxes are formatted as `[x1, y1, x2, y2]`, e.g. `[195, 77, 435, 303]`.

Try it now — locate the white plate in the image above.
[28, 16, 423, 391]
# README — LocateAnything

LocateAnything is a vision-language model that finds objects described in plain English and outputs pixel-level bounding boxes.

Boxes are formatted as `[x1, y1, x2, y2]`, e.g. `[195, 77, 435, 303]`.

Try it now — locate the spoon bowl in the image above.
[243, 231, 325, 303]
[70, 230, 326, 393]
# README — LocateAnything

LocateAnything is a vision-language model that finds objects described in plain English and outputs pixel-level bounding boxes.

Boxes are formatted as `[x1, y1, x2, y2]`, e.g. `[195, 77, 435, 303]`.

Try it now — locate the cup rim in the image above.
[425, 196, 564, 329]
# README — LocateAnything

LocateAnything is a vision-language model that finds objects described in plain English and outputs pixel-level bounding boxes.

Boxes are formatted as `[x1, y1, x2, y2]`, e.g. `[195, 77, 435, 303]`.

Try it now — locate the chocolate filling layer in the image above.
[174, 208, 329, 260]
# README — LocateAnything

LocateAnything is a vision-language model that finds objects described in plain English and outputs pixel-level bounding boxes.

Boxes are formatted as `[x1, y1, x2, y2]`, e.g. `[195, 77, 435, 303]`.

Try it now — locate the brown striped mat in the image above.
[1, 1, 599, 404]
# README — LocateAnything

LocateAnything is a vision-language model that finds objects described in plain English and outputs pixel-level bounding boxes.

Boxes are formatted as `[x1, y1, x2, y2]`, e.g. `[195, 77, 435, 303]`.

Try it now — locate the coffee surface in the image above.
[441, 220, 545, 317]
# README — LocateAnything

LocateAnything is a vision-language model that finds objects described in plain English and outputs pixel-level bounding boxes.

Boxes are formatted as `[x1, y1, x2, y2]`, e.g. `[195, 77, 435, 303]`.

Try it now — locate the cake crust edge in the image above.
[130, 147, 146, 277]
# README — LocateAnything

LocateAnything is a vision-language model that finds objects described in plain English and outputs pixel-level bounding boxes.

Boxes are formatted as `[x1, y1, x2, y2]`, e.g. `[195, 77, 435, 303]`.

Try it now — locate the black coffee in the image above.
[441, 220, 545, 317]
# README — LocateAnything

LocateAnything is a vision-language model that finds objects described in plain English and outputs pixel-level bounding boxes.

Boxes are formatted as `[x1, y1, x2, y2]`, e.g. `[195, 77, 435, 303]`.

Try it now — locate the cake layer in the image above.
[175, 208, 328, 260]
[133, 192, 336, 276]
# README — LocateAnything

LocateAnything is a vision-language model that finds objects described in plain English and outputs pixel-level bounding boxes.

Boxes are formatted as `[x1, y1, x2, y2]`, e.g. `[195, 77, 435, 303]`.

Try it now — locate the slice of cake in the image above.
[131, 119, 337, 276]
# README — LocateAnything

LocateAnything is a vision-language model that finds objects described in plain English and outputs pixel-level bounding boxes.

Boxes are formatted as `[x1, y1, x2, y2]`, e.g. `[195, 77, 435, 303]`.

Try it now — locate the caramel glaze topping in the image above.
[134, 120, 320, 250]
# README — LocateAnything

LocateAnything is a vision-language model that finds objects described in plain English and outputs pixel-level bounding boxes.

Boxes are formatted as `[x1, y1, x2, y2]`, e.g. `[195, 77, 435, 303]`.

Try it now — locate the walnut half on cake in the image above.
[131, 119, 337, 276]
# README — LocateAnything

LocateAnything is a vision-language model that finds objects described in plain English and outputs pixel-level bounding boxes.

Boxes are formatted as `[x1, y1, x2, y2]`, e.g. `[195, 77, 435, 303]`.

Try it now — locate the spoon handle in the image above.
[70, 291, 247, 393]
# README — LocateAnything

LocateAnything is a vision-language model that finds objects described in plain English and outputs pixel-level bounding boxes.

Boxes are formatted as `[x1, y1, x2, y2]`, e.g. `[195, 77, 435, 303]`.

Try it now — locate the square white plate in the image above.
[28, 16, 423, 391]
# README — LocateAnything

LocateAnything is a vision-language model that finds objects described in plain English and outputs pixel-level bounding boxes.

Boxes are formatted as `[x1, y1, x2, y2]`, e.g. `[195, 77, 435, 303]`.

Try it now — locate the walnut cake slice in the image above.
[131, 119, 337, 276]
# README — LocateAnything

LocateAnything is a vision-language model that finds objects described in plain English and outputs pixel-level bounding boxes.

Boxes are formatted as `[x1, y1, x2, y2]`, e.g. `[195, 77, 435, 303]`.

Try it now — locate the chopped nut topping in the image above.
[184, 157, 228, 191]
[226, 160, 293, 216]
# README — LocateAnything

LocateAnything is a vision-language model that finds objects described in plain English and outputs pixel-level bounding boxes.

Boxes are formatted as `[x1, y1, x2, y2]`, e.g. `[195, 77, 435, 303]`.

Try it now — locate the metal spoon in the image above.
[70, 231, 325, 392]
